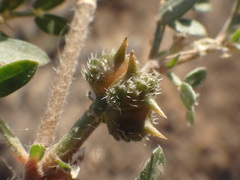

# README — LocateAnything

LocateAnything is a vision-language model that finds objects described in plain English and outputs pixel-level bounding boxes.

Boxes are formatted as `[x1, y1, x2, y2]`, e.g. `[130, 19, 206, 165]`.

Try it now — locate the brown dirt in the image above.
[0, 0, 239, 180]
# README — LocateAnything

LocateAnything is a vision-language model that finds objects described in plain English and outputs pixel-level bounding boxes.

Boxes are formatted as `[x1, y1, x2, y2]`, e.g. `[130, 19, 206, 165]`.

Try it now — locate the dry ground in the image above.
[0, 0, 239, 180]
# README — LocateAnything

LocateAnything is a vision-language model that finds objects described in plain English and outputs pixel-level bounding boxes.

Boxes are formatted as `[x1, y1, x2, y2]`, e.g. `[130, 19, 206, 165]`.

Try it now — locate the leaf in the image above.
[180, 82, 196, 110]
[167, 71, 182, 86]
[169, 18, 207, 36]
[136, 146, 165, 180]
[0, 0, 24, 12]
[35, 14, 69, 35]
[184, 67, 207, 89]
[159, 0, 198, 24]
[166, 54, 179, 68]
[230, 28, 240, 42]
[56, 157, 72, 171]
[0, 60, 38, 98]
[33, 0, 65, 11]
[0, 37, 50, 66]
[0, 32, 8, 38]
[186, 106, 195, 125]
[194, 0, 211, 12]
[29, 144, 46, 161]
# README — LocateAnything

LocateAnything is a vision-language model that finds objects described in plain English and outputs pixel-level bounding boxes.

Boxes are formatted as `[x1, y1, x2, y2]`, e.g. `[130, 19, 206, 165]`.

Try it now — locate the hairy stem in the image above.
[35, 0, 97, 146]
[0, 119, 28, 164]
[41, 98, 107, 173]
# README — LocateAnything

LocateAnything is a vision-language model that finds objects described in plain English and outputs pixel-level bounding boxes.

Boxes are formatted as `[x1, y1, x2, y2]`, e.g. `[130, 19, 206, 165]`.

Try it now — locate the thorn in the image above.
[147, 97, 167, 118]
[144, 120, 167, 140]
[126, 50, 138, 76]
[114, 37, 128, 68]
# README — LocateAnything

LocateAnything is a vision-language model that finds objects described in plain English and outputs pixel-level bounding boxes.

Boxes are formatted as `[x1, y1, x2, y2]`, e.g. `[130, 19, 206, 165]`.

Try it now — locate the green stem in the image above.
[149, 21, 165, 59]
[0, 118, 28, 163]
[41, 97, 107, 168]
[216, 0, 240, 42]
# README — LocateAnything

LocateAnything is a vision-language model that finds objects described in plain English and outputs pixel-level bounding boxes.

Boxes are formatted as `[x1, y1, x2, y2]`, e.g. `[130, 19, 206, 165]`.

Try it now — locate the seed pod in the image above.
[105, 52, 167, 142]
[83, 38, 129, 96]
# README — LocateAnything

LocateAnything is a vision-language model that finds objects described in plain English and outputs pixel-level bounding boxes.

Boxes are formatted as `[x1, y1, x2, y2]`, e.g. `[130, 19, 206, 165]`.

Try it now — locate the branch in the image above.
[35, 0, 97, 147]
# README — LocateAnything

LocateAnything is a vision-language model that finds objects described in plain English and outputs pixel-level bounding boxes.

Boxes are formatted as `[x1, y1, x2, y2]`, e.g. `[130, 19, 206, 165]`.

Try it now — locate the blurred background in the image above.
[0, 0, 239, 179]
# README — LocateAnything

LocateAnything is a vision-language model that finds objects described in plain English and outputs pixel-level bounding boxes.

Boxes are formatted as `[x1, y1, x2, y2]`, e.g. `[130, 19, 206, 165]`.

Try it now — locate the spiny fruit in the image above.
[84, 38, 167, 142]
[83, 38, 129, 96]
[105, 51, 167, 142]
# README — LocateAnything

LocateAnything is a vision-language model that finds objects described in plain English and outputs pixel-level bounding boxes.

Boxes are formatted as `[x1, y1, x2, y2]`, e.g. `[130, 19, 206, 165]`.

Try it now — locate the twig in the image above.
[143, 38, 227, 73]
[35, 0, 97, 147]
[216, 0, 240, 43]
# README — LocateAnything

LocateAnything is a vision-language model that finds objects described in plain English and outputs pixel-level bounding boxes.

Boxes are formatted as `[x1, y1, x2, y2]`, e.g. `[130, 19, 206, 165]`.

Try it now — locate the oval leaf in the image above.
[0, 37, 50, 66]
[30, 144, 46, 161]
[184, 67, 207, 89]
[180, 82, 196, 110]
[0, 0, 24, 12]
[34, 0, 65, 11]
[136, 146, 165, 180]
[194, 0, 211, 12]
[35, 14, 69, 35]
[159, 0, 198, 24]
[0, 60, 38, 98]
[169, 18, 207, 36]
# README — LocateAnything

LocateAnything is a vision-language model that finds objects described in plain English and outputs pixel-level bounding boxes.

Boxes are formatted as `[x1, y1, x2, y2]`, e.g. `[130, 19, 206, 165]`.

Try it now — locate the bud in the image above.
[83, 38, 129, 96]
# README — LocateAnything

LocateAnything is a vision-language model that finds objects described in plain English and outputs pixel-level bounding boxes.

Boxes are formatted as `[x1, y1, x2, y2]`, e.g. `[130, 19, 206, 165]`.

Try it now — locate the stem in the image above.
[0, 119, 28, 164]
[41, 98, 107, 171]
[149, 21, 166, 59]
[35, 0, 97, 147]
[143, 40, 223, 74]
[216, 0, 240, 43]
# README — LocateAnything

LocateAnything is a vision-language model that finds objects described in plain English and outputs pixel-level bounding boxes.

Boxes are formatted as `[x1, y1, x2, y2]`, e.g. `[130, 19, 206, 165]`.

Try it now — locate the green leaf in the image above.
[169, 18, 207, 36]
[0, 32, 8, 38]
[33, 0, 65, 11]
[159, 0, 198, 24]
[56, 157, 72, 171]
[35, 14, 69, 35]
[230, 28, 240, 42]
[0, 0, 24, 12]
[0, 37, 50, 66]
[184, 67, 207, 89]
[180, 82, 196, 110]
[29, 144, 46, 161]
[194, 0, 211, 12]
[186, 107, 195, 125]
[136, 146, 165, 180]
[166, 55, 179, 68]
[167, 71, 182, 86]
[0, 60, 38, 98]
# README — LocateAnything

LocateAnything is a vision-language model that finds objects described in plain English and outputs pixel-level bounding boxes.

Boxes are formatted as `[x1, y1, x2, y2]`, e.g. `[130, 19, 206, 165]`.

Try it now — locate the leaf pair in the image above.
[33, 0, 69, 35]
[167, 67, 207, 124]
[0, 37, 50, 97]
[159, 0, 210, 36]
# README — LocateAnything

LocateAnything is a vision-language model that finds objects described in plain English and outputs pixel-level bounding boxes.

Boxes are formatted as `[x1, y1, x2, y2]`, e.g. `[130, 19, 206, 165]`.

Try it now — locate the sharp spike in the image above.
[147, 97, 167, 118]
[126, 50, 138, 76]
[114, 37, 128, 68]
[144, 120, 167, 140]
